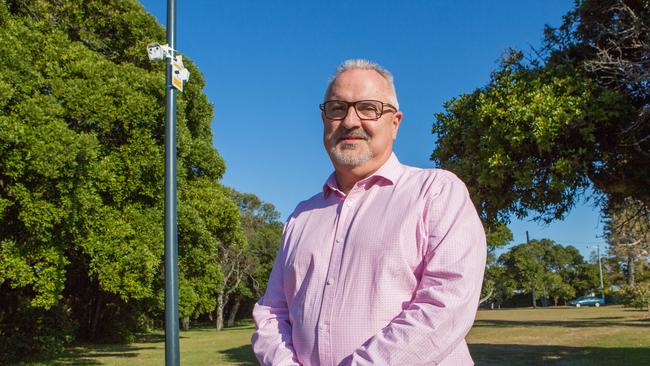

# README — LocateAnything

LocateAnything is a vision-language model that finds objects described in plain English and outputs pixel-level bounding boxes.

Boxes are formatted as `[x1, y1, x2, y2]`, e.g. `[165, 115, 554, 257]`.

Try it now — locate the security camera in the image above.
[147, 43, 171, 61]
[146, 42, 190, 90]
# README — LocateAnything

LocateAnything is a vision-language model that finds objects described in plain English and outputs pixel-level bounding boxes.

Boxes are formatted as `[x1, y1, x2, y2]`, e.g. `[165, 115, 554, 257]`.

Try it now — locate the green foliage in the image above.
[620, 283, 650, 312]
[228, 190, 283, 297]
[0, 300, 76, 363]
[497, 239, 595, 306]
[432, 50, 631, 225]
[485, 221, 512, 263]
[481, 264, 517, 307]
[545, 272, 576, 306]
[431, 0, 649, 226]
[0, 0, 241, 360]
[604, 197, 650, 285]
[221, 189, 283, 325]
[178, 180, 245, 319]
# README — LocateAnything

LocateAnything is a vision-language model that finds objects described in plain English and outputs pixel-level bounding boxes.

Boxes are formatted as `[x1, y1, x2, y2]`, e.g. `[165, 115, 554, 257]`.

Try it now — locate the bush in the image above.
[620, 283, 650, 312]
[0, 296, 76, 364]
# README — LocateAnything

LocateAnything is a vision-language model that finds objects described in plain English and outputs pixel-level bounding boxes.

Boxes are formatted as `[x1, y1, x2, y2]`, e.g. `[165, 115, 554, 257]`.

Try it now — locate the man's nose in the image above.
[341, 105, 362, 129]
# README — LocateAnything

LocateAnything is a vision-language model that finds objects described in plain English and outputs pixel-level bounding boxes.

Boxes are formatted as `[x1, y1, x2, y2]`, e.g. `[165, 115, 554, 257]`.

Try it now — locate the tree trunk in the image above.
[532, 288, 537, 308]
[215, 291, 224, 331]
[181, 317, 190, 331]
[89, 286, 103, 341]
[227, 297, 241, 327]
[627, 256, 636, 285]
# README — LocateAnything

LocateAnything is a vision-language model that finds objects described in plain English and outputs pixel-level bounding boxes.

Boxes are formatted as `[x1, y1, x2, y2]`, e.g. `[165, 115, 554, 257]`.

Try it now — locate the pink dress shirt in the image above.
[252, 153, 486, 365]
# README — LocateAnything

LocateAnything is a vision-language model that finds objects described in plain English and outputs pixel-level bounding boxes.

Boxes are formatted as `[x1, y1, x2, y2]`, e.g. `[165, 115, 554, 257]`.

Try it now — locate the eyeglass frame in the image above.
[319, 99, 398, 121]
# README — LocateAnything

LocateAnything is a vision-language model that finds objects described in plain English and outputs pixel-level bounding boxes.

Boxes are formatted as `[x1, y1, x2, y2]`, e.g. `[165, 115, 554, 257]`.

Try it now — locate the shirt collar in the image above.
[322, 153, 403, 197]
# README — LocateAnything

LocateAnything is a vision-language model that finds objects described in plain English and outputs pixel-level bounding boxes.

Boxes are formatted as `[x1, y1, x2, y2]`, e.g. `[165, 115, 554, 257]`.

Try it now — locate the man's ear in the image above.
[391, 111, 403, 139]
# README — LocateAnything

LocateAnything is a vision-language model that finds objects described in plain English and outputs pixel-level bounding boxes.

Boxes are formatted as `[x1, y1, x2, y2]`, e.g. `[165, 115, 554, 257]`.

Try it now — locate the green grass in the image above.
[15, 306, 650, 365]
[467, 305, 650, 365]
[13, 322, 257, 366]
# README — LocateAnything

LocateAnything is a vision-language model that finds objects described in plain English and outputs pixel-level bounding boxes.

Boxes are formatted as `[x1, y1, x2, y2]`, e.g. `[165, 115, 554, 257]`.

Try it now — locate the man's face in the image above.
[322, 69, 402, 174]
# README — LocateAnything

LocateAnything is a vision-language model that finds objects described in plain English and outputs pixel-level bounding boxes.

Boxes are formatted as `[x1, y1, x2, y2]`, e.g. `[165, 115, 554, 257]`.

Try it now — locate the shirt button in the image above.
[335, 238, 341, 244]
[326, 278, 334, 285]
[346, 200, 354, 207]
[319, 324, 328, 332]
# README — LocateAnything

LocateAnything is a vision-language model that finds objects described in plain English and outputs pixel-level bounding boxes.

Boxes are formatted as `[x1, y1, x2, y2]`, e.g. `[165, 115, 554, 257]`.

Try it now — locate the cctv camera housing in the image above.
[147, 43, 165, 61]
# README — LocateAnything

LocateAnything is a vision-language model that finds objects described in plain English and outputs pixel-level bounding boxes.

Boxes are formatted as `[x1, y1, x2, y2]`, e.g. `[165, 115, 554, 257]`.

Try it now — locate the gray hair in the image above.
[324, 59, 399, 109]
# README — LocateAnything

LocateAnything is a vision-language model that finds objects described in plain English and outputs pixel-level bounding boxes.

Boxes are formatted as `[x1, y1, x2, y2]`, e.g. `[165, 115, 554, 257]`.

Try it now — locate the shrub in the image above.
[620, 283, 650, 312]
[0, 296, 76, 363]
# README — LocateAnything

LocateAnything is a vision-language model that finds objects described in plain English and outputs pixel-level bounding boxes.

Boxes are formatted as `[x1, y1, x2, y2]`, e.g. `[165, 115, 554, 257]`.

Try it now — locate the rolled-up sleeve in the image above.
[343, 174, 487, 365]
[251, 230, 301, 366]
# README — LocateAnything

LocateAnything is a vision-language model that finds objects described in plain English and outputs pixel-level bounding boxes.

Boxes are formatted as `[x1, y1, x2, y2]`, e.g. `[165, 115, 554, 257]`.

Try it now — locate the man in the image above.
[252, 59, 486, 365]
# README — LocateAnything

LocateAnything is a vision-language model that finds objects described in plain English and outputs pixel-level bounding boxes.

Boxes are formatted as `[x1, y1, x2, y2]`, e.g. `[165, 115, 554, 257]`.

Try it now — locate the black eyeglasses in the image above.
[319, 100, 397, 120]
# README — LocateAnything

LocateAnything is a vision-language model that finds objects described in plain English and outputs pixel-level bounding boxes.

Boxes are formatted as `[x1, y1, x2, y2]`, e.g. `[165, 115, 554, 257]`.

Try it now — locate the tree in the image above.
[177, 180, 244, 331]
[213, 243, 255, 330]
[545, 272, 576, 306]
[499, 239, 591, 307]
[0, 0, 242, 360]
[480, 264, 516, 308]
[479, 221, 512, 305]
[546, 0, 650, 209]
[222, 190, 283, 329]
[485, 221, 513, 264]
[605, 197, 650, 285]
[621, 283, 650, 312]
[500, 240, 548, 307]
[431, 0, 650, 227]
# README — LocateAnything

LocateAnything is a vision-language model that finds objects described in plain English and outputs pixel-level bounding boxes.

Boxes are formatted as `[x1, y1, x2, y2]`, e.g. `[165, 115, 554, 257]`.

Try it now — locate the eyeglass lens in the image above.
[324, 100, 383, 120]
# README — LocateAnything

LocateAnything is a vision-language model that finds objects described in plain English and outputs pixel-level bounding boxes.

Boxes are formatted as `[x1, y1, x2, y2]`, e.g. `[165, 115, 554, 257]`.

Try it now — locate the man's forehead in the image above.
[328, 69, 390, 97]
[333, 69, 387, 85]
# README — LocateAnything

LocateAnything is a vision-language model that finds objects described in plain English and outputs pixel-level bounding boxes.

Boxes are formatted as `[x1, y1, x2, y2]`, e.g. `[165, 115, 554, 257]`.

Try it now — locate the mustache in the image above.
[336, 128, 369, 141]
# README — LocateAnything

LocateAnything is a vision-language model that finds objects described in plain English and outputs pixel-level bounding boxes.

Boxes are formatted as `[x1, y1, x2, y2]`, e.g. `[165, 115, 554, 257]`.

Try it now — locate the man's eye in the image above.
[358, 104, 379, 112]
[330, 104, 347, 111]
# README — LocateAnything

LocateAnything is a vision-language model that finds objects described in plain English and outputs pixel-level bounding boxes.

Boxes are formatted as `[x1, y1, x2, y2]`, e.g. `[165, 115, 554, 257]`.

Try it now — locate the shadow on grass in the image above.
[11, 347, 103, 366]
[473, 318, 649, 329]
[28, 344, 157, 365]
[469, 343, 650, 366]
[218, 344, 257, 366]
[134, 332, 165, 343]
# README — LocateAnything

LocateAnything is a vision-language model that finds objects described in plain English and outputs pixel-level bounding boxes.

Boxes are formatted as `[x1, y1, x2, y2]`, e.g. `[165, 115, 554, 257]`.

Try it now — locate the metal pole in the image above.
[597, 244, 605, 301]
[164, 0, 179, 365]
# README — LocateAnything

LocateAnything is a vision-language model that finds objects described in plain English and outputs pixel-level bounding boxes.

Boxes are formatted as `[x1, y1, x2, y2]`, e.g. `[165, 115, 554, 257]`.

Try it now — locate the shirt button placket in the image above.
[321, 196, 353, 364]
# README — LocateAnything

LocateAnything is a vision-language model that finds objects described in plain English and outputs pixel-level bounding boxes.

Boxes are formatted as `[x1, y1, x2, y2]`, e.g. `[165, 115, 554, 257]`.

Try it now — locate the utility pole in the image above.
[596, 244, 605, 301]
[163, 0, 179, 364]
[145, 2, 190, 365]
[589, 244, 605, 302]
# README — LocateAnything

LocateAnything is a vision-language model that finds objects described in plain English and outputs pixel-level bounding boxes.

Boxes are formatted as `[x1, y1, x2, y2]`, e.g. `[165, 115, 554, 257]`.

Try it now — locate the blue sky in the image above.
[139, 0, 607, 257]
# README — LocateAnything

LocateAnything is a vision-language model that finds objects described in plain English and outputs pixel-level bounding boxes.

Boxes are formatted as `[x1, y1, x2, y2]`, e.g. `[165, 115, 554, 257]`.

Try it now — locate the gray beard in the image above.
[330, 143, 373, 167]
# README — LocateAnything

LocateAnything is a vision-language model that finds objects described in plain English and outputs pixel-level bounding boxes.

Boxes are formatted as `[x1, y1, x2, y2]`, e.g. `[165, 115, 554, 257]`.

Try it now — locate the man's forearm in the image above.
[251, 237, 301, 366]
[251, 301, 301, 366]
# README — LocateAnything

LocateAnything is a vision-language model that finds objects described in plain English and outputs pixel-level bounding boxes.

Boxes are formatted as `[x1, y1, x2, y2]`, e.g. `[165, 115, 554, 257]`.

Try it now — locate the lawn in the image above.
[468, 305, 650, 365]
[13, 323, 258, 366]
[15, 305, 650, 366]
